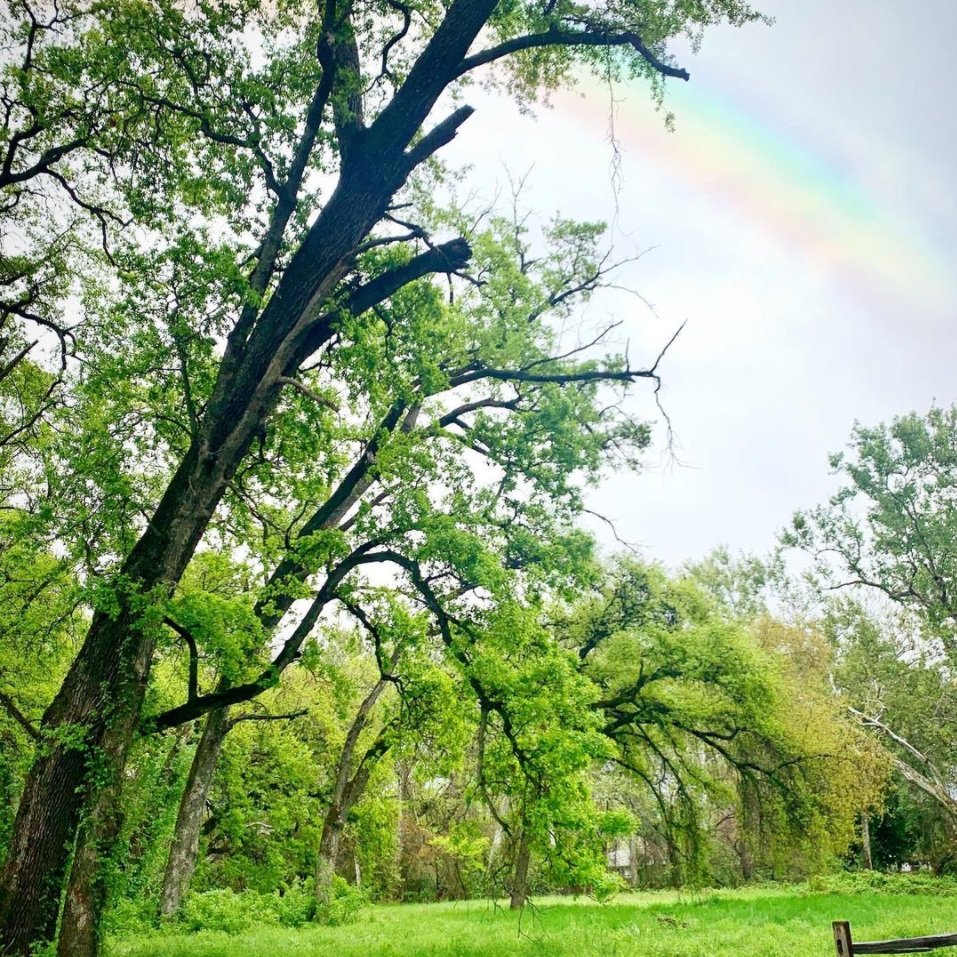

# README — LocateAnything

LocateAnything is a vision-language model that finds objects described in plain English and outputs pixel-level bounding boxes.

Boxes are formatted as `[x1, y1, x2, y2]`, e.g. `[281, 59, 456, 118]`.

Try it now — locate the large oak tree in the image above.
[0, 0, 766, 952]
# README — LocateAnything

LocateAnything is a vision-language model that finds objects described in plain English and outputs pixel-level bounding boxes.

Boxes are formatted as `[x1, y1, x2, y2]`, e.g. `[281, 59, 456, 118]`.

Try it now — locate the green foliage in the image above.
[181, 883, 319, 934]
[568, 560, 883, 884]
[788, 404, 957, 654]
[199, 715, 325, 893]
[0, 0, 831, 947]
[0, 509, 83, 856]
[789, 406, 957, 871]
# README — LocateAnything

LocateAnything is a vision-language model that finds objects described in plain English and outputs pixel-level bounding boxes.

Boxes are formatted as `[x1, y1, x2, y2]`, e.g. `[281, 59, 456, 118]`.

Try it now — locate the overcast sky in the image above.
[441, 0, 957, 568]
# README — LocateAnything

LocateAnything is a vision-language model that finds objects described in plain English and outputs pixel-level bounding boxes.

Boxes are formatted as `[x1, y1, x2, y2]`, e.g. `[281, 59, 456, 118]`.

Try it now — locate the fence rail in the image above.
[834, 921, 957, 955]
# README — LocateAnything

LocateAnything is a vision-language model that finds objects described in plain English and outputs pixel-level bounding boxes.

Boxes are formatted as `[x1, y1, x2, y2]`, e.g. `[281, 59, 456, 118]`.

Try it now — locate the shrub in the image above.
[807, 871, 957, 896]
[181, 888, 280, 934]
[315, 875, 366, 926]
[175, 882, 323, 935]
[105, 895, 161, 938]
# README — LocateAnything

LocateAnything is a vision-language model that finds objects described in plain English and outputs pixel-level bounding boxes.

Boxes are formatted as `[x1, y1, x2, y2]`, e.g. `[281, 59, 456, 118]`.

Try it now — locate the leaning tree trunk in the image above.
[58, 713, 140, 957]
[159, 707, 232, 917]
[0, 593, 165, 955]
[0, 429, 244, 954]
[509, 831, 531, 910]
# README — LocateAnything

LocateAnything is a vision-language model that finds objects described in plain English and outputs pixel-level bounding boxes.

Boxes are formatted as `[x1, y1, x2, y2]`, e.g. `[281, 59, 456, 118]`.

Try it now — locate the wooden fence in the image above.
[834, 921, 957, 955]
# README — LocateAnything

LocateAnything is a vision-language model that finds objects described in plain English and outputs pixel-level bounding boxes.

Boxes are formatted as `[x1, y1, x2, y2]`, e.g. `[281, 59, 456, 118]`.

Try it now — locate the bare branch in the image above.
[227, 709, 308, 728]
[0, 689, 40, 741]
[277, 376, 340, 412]
[164, 616, 200, 704]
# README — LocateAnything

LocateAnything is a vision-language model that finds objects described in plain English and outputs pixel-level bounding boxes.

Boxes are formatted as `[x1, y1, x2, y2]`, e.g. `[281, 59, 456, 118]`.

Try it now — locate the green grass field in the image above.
[107, 883, 957, 957]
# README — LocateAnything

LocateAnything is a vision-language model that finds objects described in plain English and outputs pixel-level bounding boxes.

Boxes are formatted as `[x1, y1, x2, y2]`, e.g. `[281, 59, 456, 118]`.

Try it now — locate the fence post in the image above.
[833, 921, 854, 957]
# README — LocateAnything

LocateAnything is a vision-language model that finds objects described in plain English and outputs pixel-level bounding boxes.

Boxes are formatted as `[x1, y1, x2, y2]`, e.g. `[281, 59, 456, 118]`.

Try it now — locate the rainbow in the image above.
[554, 74, 955, 323]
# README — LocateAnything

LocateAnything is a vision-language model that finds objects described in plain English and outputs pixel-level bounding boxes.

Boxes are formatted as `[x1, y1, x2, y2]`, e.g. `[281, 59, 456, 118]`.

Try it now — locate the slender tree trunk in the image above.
[159, 708, 231, 917]
[738, 837, 754, 881]
[861, 814, 874, 871]
[315, 808, 345, 907]
[509, 830, 531, 910]
[396, 765, 407, 891]
[56, 606, 169, 957]
[57, 745, 124, 957]
[488, 824, 502, 873]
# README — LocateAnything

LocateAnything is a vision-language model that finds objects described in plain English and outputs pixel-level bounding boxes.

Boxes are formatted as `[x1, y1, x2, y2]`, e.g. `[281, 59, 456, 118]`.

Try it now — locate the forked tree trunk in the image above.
[509, 831, 531, 910]
[159, 707, 231, 917]
[314, 674, 394, 905]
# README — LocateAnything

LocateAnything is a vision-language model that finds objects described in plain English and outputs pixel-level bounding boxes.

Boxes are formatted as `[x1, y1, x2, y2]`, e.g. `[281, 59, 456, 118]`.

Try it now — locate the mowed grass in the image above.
[108, 885, 957, 957]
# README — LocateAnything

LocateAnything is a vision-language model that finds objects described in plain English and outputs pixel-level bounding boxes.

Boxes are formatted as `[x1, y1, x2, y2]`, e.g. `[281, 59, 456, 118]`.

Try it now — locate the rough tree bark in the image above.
[315, 808, 346, 908]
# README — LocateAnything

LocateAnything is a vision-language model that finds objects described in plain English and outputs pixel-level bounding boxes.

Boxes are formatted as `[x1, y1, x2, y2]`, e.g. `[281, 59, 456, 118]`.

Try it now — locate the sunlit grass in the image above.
[108, 885, 957, 957]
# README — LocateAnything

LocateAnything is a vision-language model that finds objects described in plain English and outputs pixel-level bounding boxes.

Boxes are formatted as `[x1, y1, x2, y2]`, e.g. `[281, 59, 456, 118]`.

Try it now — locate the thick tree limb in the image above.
[287, 237, 472, 370]
[403, 106, 475, 172]
[456, 28, 690, 81]
[251, 402, 421, 630]
[146, 544, 390, 729]
[448, 364, 658, 389]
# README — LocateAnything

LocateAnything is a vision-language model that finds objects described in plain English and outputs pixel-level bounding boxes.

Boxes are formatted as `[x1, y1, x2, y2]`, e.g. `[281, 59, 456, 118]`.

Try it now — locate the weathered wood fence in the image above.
[834, 921, 957, 955]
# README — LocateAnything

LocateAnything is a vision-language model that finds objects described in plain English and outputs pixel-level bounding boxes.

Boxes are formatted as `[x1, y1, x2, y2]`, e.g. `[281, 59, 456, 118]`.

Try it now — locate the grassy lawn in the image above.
[108, 885, 957, 957]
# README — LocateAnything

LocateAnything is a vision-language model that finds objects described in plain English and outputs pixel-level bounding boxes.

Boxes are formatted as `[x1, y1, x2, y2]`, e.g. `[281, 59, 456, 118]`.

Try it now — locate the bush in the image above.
[807, 871, 957, 896]
[181, 888, 281, 934]
[105, 878, 366, 940]
[274, 880, 318, 927]
[105, 895, 162, 938]
[315, 875, 366, 926]
[172, 880, 328, 935]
